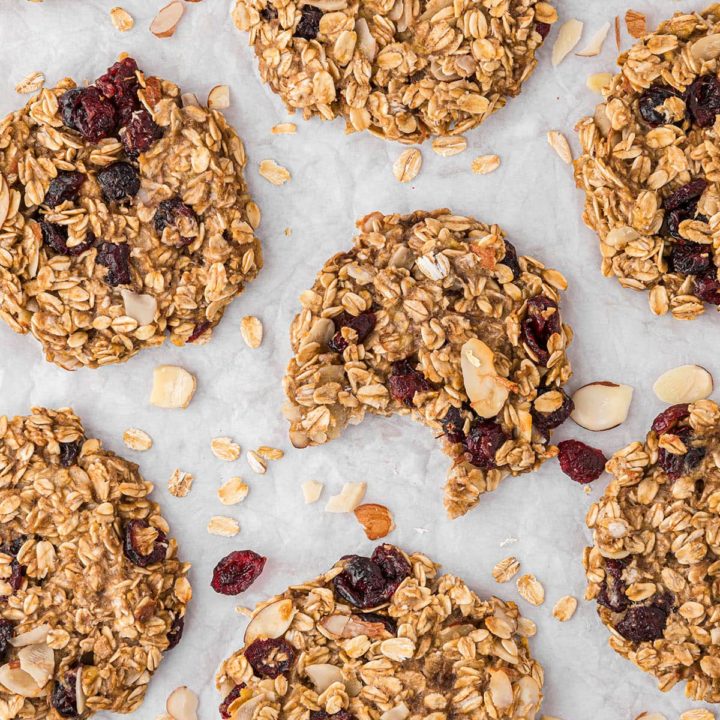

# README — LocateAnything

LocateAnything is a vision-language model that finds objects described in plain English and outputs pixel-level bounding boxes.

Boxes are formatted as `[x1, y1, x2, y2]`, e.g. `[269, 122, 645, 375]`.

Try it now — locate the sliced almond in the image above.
[460, 338, 512, 418]
[240, 316, 263, 349]
[471, 154, 501, 175]
[355, 17, 377, 61]
[516, 573, 545, 606]
[120, 289, 157, 326]
[354, 503, 394, 540]
[244, 598, 295, 644]
[18, 643, 54, 687]
[489, 669, 513, 710]
[652, 365, 713, 404]
[207, 516, 240, 537]
[302, 480, 324, 504]
[151, 0, 184, 38]
[570, 381, 633, 431]
[305, 664, 343, 693]
[691, 33, 720, 61]
[547, 131, 572, 164]
[393, 149, 422, 183]
[166, 686, 198, 720]
[15, 71, 45, 94]
[168, 469, 193, 498]
[259, 159, 291, 186]
[552, 595, 578, 622]
[211, 437, 241, 461]
[272, 123, 297, 135]
[0, 664, 43, 697]
[576, 22, 610, 56]
[325, 482, 366, 512]
[76, 666, 85, 714]
[234, 695, 264, 720]
[208, 85, 230, 110]
[247, 450, 267, 474]
[492, 556, 520, 583]
[150, 365, 197, 409]
[432, 136, 467, 157]
[587, 72, 613, 94]
[110, 6, 134, 32]
[218, 477, 249, 505]
[380, 704, 409, 720]
[123, 427, 153, 451]
[10, 625, 51, 648]
[552, 19, 583, 66]
[625, 9, 646, 39]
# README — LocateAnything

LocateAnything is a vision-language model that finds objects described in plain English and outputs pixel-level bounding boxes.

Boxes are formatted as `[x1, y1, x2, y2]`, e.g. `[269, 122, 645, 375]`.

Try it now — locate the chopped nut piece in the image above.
[552, 19, 583, 66]
[208, 85, 231, 109]
[354, 503, 395, 540]
[150, 366, 197, 409]
[302, 480, 324, 504]
[460, 338, 511, 418]
[207, 516, 240, 537]
[492, 556, 520, 583]
[217, 477, 249, 505]
[110, 6, 134, 32]
[123, 427, 153, 452]
[546, 131, 572, 164]
[256, 446, 284, 460]
[151, 0, 185, 38]
[240, 316, 263, 348]
[625, 9, 647, 39]
[571, 381, 633, 431]
[552, 595, 577, 622]
[325, 482, 366, 512]
[516, 574, 545, 606]
[576, 22, 610, 56]
[211, 437, 241, 462]
[272, 123, 297, 134]
[259, 159, 291, 185]
[431, 136, 467, 157]
[121, 289, 157, 326]
[247, 450, 267, 474]
[586, 72, 613, 94]
[653, 365, 713, 404]
[168, 469, 194, 497]
[393, 149, 422, 183]
[471, 154, 501, 175]
[15, 71, 45, 94]
[166, 686, 198, 720]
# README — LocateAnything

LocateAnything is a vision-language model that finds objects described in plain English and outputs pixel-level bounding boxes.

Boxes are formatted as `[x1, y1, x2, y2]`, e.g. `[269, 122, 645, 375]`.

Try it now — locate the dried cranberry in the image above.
[96, 57, 140, 126]
[59, 86, 117, 142]
[294, 5, 322, 39]
[665, 180, 708, 211]
[441, 406, 466, 444]
[372, 543, 411, 586]
[59, 439, 83, 467]
[695, 270, 720, 304]
[244, 637, 296, 678]
[686, 74, 720, 128]
[328, 311, 376, 353]
[120, 109, 163, 158]
[616, 605, 668, 643]
[187, 321, 211, 343]
[535, 22, 551, 40]
[97, 162, 140, 203]
[557, 440, 606, 484]
[0, 537, 26, 597]
[501, 240, 521, 279]
[597, 575, 629, 613]
[44, 171, 85, 208]
[260, 3, 278, 20]
[521, 295, 560, 365]
[220, 684, 246, 719]
[96, 241, 132, 286]
[388, 358, 431, 406]
[40, 221, 70, 255]
[651, 404, 689, 434]
[154, 197, 198, 244]
[658, 427, 705, 479]
[0, 621, 12, 661]
[670, 241, 712, 275]
[357, 611, 397, 635]
[51, 667, 80, 718]
[122, 519, 168, 567]
[652, 591, 676, 615]
[465, 419, 507, 470]
[311, 712, 356, 720]
[531, 388, 573, 435]
[211, 550, 266, 595]
[166, 614, 184, 650]
[638, 85, 682, 126]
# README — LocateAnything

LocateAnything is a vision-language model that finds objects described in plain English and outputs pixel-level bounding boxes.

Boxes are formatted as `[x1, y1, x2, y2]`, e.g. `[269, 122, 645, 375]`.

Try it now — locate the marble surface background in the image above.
[0, 0, 718, 718]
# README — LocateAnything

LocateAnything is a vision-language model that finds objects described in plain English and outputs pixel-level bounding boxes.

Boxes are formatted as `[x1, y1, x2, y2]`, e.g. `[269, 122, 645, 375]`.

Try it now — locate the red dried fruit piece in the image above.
[244, 637, 296, 678]
[44, 171, 86, 208]
[388, 358, 431, 406]
[260, 4, 278, 20]
[120, 109, 163, 158]
[51, 667, 80, 718]
[294, 4, 322, 39]
[356, 611, 396, 635]
[97, 162, 140, 203]
[615, 605, 668, 643]
[657, 427, 706, 479]
[122, 519, 168, 567]
[187, 320, 211, 343]
[40, 222, 95, 257]
[501, 239, 521, 279]
[638, 84, 683, 126]
[311, 712, 356, 720]
[521, 295, 560, 365]
[96, 241, 132, 286]
[328, 311, 376, 353]
[651, 404, 689, 435]
[557, 440, 606, 484]
[695, 270, 720, 305]
[166, 614, 184, 650]
[154, 197, 198, 245]
[531, 388, 574, 435]
[0, 537, 26, 597]
[211, 550, 266, 595]
[96, 56, 141, 126]
[59, 439, 84, 467]
[464, 419, 507, 469]
[0, 621, 13, 662]
[686, 74, 720, 128]
[670, 241, 713, 276]
[535, 22, 551, 40]
[441, 406, 466, 444]
[220, 683, 246, 719]
[597, 557, 630, 613]
[661, 179, 708, 241]
[59, 86, 117, 142]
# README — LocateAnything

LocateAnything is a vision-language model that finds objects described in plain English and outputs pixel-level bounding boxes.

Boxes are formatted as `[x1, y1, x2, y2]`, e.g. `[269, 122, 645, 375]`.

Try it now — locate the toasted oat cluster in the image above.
[574, 8, 720, 320]
[283, 209, 573, 518]
[0, 408, 191, 718]
[216, 544, 543, 720]
[585, 399, 720, 702]
[0, 57, 262, 370]
[231, 0, 557, 143]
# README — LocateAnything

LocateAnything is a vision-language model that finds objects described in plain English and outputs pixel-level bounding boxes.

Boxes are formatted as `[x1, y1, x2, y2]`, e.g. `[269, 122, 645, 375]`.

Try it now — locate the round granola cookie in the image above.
[215, 544, 543, 720]
[574, 8, 720, 321]
[0, 407, 191, 717]
[231, 0, 558, 143]
[283, 209, 573, 518]
[585, 399, 720, 702]
[0, 56, 262, 370]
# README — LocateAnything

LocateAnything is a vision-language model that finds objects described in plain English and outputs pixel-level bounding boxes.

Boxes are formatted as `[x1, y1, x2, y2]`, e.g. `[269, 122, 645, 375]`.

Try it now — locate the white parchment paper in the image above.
[1, 1, 718, 718]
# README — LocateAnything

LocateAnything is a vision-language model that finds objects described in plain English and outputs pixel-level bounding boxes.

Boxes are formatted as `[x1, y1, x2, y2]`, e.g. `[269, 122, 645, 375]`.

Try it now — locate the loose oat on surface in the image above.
[168, 468, 194, 497]
[216, 544, 544, 720]
[585, 399, 720, 702]
[231, 0, 557, 144]
[283, 209, 573, 518]
[0, 407, 190, 718]
[0, 56, 262, 369]
[575, 8, 720, 320]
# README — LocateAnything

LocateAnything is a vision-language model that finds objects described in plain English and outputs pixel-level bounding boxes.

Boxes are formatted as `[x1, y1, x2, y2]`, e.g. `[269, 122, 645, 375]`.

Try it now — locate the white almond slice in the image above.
[571, 381, 633, 431]
[547, 131, 572, 164]
[76, 666, 85, 714]
[151, 0, 184, 38]
[319, 614, 349, 637]
[552, 19, 583, 66]
[9, 624, 51, 648]
[355, 18, 377, 61]
[235, 695, 264, 720]
[182, 93, 200, 107]
[0, 664, 43, 697]
[208, 85, 230, 110]
[489, 669, 513, 710]
[18, 643, 54, 687]
[301, 480, 323, 504]
[244, 599, 295, 644]
[110, 6, 135, 32]
[653, 365, 713, 404]
[460, 338, 511, 418]
[587, 72, 613, 94]
[381, 703, 410, 720]
[325, 482, 366, 512]
[305, 664, 343, 693]
[166, 686, 198, 720]
[691, 33, 720, 61]
[150, 365, 197, 409]
[576, 22, 610, 56]
[120, 289, 157, 326]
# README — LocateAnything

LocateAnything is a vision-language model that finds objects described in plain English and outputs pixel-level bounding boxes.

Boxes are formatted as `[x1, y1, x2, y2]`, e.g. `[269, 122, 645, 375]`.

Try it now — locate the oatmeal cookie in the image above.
[0, 407, 191, 718]
[0, 56, 262, 370]
[585, 399, 720, 702]
[231, 0, 557, 143]
[574, 8, 720, 320]
[215, 544, 543, 720]
[283, 209, 573, 518]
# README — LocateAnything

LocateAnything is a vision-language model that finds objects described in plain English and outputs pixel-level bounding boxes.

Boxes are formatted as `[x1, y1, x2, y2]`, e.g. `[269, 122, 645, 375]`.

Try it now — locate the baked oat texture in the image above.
[0, 57, 262, 370]
[0, 407, 191, 719]
[575, 6, 720, 320]
[215, 544, 544, 720]
[585, 399, 720, 703]
[283, 209, 573, 519]
[231, 0, 558, 143]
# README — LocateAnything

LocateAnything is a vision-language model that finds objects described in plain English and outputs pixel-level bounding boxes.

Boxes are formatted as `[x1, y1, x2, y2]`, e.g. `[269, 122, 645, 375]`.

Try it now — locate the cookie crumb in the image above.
[168, 469, 193, 497]
[302, 480, 323, 504]
[241, 316, 263, 349]
[110, 6, 134, 32]
[211, 437, 241, 462]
